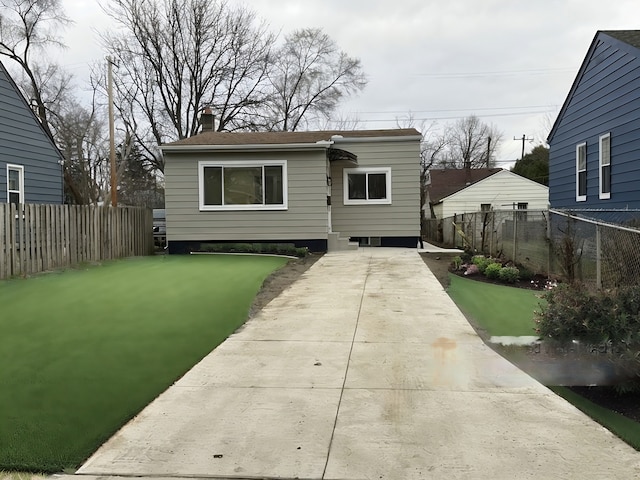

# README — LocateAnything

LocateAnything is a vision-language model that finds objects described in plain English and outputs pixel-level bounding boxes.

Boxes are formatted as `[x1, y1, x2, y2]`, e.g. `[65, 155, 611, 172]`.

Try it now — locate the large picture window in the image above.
[599, 133, 611, 200]
[576, 143, 587, 202]
[199, 160, 287, 210]
[7, 164, 24, 205]
[343, 167, 392, 205]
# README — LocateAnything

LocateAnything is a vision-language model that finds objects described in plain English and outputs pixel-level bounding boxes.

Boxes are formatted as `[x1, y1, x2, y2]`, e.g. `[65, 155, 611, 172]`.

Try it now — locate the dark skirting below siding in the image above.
[380, 236, 420, 248]
[168, 237, 419, 254]
[168, 239, 329, 254]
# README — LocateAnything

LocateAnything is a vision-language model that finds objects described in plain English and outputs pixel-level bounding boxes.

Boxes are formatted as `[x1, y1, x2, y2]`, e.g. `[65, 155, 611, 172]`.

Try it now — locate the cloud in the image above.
[57, 0, 640, 160]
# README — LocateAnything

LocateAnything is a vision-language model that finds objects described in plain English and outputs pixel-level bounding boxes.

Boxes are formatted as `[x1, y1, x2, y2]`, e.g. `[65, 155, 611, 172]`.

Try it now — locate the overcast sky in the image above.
[58, 0, 640, 165]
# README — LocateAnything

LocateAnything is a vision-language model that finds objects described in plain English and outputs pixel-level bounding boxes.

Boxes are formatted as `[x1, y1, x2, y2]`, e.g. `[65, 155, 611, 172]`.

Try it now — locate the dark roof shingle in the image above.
[164, 128, 421, 146]
[427, 168, 502, 204]
[602, 30, 640, 49]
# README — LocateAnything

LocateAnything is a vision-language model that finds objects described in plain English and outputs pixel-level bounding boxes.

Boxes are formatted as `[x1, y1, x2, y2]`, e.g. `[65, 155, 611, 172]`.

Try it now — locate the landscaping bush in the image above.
[484, 262, 502, 279]
[516, 265, 534, 281]
[536, 284, 640, 390]
[472, 255, 492, 274]
[498, 266, 520, 283]
[199, 243, 308, 257]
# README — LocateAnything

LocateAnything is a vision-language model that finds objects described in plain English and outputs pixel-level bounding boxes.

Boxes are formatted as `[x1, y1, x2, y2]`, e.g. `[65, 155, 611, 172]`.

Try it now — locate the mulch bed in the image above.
[570, 386, 640, 423]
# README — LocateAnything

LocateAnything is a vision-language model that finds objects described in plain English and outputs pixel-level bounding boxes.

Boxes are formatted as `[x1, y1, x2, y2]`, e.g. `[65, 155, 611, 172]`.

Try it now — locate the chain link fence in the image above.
[424, 209, 640, 289]
[549, 210, 640, 289]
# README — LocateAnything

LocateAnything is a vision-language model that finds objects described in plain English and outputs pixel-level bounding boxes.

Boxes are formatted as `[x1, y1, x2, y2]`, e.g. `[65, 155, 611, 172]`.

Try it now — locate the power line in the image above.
[353, 104, 558, 115]
[413, 67, 577, 78]
[351, 109, 555, 123]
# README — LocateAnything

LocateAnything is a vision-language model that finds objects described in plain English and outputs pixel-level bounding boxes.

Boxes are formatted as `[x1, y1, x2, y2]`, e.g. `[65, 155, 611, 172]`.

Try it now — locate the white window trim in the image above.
[576, 143, 587, 202]
[343, 167, 392, 205]
[198, 159, 288, 211]
[7, 164, 24, 204]
[599, 133, 611, 200]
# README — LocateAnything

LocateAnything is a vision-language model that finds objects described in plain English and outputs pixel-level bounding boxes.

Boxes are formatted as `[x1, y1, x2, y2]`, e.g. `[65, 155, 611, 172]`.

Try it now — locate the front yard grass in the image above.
[446, 273, 539, 336]
[0, 254, 288, 473]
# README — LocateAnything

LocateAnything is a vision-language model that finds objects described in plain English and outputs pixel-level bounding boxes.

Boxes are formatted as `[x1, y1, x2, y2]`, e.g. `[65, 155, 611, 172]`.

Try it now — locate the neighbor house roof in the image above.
[547, 30, 640, 143]
[602, 30, 640, 49]
[427, 168, 502, 204]
[163, 128, 421, 147]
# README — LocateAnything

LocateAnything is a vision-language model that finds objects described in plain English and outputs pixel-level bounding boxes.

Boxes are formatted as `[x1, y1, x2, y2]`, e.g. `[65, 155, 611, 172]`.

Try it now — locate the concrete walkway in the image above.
[73, 249, 639, 479]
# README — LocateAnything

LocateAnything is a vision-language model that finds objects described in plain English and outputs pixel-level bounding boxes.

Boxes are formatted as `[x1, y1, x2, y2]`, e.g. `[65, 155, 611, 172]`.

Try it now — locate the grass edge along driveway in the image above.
[0, 254, 288, 473]
[446, 273, 640, 451]
[446, 273, 540, 337]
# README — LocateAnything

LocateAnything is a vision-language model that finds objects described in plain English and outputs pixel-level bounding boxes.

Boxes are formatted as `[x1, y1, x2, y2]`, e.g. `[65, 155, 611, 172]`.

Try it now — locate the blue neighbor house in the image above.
[0, 60, 64, 205]
[548, 30, 640, 213]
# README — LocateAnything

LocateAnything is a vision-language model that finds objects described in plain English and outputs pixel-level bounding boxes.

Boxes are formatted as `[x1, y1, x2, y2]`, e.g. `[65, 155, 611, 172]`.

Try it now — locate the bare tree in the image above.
[395, 114, 448, 215]
[101, 0, 275, 171]
[52, 97, 110, 204]
[0, 0, 72, 137]
[437, 115, 502, 169]
[266, 28, 367, 132]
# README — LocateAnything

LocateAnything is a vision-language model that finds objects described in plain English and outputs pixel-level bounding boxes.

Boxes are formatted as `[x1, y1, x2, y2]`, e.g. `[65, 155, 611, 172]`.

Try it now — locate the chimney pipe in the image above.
[200, 106, 216, 132]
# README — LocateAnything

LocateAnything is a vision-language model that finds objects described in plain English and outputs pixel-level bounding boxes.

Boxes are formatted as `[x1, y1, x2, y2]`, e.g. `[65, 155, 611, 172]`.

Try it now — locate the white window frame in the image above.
[343, 167, 392, 205]
[599, 133, 611, 200]
[7, 164, 24, 204]
[576, 143, 587, 202]
[198, 160, 288, 211]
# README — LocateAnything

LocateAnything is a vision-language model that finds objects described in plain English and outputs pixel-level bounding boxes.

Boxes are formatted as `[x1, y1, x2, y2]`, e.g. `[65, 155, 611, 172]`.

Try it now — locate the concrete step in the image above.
[328, 232, 358, 252]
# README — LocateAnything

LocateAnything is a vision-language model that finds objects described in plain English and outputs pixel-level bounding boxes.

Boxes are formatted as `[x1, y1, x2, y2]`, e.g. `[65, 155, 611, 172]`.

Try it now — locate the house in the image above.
[548, 30, 640, 213]
[0, 60, 64, 205]
[427, 168, 549, 219]
[160, 128, 422, 253]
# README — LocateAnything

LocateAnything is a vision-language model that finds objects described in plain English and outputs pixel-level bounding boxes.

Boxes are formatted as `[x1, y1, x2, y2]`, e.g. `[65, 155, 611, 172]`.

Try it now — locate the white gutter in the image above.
[161, 140, 334, 153]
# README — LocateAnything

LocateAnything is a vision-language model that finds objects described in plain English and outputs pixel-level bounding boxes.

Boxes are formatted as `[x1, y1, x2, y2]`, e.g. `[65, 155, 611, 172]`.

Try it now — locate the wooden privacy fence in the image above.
[0, 203, 154, 280]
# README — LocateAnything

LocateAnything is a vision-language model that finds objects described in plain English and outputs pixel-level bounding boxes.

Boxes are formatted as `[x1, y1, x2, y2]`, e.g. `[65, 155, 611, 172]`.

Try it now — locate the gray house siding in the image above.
[549, 32, 640, 211]
[0, 61, 63, 204]
[330, 139, 420, 241]
[164, 149, 328, 248]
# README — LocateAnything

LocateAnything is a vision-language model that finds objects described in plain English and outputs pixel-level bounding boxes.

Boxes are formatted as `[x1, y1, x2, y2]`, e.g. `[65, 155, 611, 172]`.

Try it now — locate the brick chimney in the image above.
[199, 106, 216, 132]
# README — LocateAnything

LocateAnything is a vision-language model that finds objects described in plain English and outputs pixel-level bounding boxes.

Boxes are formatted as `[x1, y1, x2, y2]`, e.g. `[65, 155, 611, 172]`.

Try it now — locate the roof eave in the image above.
[332, 134, 423, 144]
[161, 141, 333, 153]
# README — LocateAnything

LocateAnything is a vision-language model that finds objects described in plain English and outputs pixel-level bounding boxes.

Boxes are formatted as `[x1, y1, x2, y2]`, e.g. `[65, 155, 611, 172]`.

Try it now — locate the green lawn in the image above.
[0, 254, 288, 473]
[446, 274, 540, 336]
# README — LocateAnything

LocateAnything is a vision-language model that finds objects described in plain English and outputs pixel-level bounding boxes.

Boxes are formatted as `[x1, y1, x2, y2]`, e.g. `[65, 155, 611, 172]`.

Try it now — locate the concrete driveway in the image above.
[74, 248, 640, 479]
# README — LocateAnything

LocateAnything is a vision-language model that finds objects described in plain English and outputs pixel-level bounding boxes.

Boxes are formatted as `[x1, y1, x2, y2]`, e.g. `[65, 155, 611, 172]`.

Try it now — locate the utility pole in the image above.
[486, 136, 492, 167]
[107, 56, 117, 207]
[513, 134, 533, 160]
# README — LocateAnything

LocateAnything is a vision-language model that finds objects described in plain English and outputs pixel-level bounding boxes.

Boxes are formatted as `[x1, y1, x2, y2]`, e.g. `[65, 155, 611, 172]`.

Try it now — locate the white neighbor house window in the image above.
[517, 202, 528, 222]
[198, 160, 287, 211]
[7, 164, 24, 205]
[599, 133, 611, 200]
[576, 143, 587, 202]
[343, 167, 392, 205]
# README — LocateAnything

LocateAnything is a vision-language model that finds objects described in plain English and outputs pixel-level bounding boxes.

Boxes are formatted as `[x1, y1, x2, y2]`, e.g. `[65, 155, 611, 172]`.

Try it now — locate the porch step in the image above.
[328, 232, 359, 252]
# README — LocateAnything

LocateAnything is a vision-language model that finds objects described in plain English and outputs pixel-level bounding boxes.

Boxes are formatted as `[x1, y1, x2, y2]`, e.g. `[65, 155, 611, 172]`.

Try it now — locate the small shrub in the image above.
[452, 256, 463, 270]
[464, 264, 480, 276]
[472, 255, 491, 273]
[498, 266, 520, 283]
[536, 284, 640, 386]
[484, 262, 502, 279]
[195, 243, 307, 257]
[516, 266, 534, 281]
